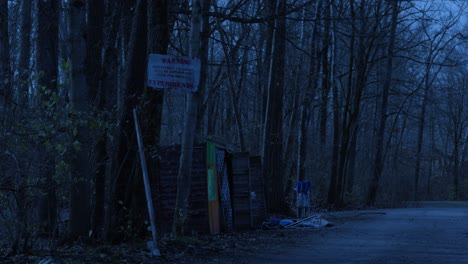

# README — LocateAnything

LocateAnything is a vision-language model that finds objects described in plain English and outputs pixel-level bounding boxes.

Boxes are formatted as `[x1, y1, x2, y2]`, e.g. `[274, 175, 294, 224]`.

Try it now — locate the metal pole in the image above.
[133, 108, 161, 256]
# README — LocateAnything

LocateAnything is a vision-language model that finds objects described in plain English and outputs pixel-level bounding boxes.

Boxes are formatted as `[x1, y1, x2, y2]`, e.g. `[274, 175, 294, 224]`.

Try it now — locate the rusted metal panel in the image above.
[155, 144, 209, 234]
[217, 149, 233, 232]
[249, 156, 267, 227]
[230, 152, 252, 230]
[155, 145, 264, 234]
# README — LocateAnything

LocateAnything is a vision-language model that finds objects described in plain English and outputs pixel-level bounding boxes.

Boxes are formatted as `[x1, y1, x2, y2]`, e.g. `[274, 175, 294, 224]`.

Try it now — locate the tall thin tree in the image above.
[68, 0, 91, 237]
[173, 0, 204, 236]
[367, 0, 399, 205]
[36, 0, 59, 235]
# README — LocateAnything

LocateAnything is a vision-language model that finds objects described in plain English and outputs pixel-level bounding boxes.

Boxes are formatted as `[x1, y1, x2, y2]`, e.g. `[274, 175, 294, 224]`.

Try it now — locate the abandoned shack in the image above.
[154, 142, 267, 235]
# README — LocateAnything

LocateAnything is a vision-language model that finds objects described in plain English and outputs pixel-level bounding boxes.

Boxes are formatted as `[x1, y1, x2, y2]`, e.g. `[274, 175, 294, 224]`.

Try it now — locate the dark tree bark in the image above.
[134, 0, 172, 238]
[173, 0, 205, 237]
[319, 0, 331, 146]
[262, 0, 287, 213]
[99, 1, 122, 239]
[86, 0, 105, 239]
[194, 0, 211, 141]
[16, 0, 32, 106]
[218, 22, 248, 151]
[329, 0, 381, 207]
[36, 0, 59, 236]
[111, 0, 148, 241]
[0, 1, 11, 108]
[141, 0, 172, 148]
[68, 0, 91, 238]
[328, 0, 356, 205]
[297, 0, 322, 193]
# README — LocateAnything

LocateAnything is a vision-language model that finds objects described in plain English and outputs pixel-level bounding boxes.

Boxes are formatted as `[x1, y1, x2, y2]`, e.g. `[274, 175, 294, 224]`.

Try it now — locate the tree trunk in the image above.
[328, 0, 355, 205]
[68, 0, 91, 238]
[298, 8, 320, 180]
[319, 0, 331, 146]
[173, 0, 203, 237]
[111, 0, 148, 241]
[86, 0, 106, 239]
[36, 0, 59, 236]
[218, 23, 246, 151]
[16, 0, 32, 106]
[452, 142, 460, 200]
[330, 0, 381, 207]
[262, 0, 286, 213]
[132, 0, 172, 238]
[194, 0, 211, 141]
[367, 0, 399, 206]
[413, 57, 431, 201]
[0, 1, 11, 108]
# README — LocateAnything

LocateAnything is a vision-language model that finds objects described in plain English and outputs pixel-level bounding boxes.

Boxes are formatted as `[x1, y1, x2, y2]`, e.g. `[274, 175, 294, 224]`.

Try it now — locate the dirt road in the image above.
[246, 206, 468, 263]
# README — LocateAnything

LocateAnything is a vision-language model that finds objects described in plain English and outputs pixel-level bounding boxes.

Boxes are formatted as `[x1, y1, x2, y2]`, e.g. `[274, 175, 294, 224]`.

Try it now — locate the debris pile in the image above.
[261, 215, 333, 230]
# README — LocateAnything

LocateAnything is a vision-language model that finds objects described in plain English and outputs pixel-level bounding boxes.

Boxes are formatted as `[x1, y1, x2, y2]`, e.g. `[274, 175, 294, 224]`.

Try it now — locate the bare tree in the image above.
[173, 0, 205, 236]
[111, 0, 148, 240]
[367, 0, 399, 206]
[413, 11, 461, 201]
[36, 0, 59, 235]
[262, 0, 287, 213]
[68, 0, 91, 237]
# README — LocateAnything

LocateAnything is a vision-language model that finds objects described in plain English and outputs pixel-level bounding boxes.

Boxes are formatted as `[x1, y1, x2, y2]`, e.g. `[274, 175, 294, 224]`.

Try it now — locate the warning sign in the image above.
[147, 54, 201, 92]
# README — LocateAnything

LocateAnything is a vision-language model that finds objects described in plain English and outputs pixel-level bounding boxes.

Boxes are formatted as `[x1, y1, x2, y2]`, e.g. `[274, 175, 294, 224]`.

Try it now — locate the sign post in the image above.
[147, 54, 201, 92]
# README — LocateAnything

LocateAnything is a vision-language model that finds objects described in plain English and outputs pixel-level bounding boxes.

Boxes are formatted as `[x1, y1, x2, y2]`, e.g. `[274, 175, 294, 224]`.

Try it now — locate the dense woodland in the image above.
[0, 0, 467, 254]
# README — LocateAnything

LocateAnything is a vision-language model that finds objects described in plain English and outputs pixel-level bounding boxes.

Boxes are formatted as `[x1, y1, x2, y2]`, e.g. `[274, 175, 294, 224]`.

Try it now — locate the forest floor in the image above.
[0, 228, 328, 264]
[0, 212, 354, 264]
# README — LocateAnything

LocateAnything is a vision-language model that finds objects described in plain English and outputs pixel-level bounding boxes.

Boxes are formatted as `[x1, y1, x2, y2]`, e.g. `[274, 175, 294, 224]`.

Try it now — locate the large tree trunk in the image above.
[262, 0, 287, 213]
[173, 0, 204, 237]
[99, 1, 122, 239]
[367, 0, 399, 205]
[68, 0, 91, 238]
[141, 0, 172, 147]
[194, 0, 211, 141]
[131, 0, 172, 239]
[111, 0, 148, 241]
[36, 0, 59, 236]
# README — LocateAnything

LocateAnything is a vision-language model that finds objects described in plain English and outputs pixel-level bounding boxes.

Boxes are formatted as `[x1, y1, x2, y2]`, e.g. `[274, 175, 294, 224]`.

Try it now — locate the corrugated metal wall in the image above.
[230, 152, 252, 230]
[249, 156, 267, 227]
[156, 144, 209, 234]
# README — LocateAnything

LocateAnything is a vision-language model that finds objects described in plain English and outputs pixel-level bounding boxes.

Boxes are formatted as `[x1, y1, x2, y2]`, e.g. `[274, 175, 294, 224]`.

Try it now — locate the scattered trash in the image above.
[261, 215, 332, 230]
[279, 219, 294, 227]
